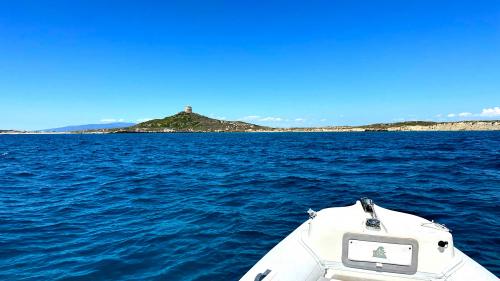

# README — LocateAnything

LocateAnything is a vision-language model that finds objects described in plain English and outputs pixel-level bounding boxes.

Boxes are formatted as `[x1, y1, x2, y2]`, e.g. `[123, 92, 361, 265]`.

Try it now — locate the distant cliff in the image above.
[114, 112, 269, 132]
[367, 120, 500, 131]
[278, 120, 500, 132]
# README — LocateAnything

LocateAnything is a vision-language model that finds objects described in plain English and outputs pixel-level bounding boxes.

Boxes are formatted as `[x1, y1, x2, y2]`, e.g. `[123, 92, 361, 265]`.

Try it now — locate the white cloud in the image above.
[320, 118, 327, 122]
[479, 107, 500, 117]
[240, 115, 260, 121]
[239, 115, 284, 122]
[136, 118, 153, 123]
[100, 118, 125, 123]
[435, 107, 500, 120]
[294, 118, 306, 122]
[259, 117, 283, 122]
[209, 115, 226, 120]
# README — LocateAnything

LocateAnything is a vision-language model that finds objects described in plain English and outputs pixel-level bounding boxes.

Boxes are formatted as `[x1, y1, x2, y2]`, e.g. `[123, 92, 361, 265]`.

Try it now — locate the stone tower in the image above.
[184, 105, 192, 113]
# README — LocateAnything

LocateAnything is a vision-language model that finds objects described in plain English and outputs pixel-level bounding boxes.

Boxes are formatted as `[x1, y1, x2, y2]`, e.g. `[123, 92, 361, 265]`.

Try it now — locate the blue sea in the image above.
[0, 132, 499, 280]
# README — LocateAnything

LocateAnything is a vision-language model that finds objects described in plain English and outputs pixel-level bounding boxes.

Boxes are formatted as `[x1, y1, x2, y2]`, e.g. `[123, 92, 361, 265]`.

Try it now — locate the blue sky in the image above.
[1, 1, 499, 130]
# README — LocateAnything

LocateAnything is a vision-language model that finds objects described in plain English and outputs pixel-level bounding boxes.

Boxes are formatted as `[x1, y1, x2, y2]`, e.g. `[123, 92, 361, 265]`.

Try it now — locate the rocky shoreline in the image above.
[102, 120, 500, 133]
[275, 120, 500, 132]
[88, 120, 500, 133]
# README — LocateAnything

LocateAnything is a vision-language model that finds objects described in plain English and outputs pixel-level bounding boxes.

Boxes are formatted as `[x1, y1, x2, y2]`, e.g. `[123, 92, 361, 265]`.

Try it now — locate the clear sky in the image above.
[1, 1, 499, 130]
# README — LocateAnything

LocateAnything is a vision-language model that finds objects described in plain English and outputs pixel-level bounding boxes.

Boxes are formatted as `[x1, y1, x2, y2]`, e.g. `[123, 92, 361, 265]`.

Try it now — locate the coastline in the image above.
[88, 119, 500, 133]
[3, 120, 499, 134]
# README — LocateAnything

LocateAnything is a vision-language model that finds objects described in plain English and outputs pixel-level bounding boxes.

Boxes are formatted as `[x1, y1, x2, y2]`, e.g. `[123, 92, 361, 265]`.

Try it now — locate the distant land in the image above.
[1, 108, 500, 134]
[41, 122, 136, 132]
[124, 111, 268, 132]
[104, 108, 500, 133]
[0, 130, 23, 134]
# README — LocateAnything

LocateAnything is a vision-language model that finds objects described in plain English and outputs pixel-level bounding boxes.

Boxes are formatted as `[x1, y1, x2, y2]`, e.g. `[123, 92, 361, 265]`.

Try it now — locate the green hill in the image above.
[124, 112, 269, 132]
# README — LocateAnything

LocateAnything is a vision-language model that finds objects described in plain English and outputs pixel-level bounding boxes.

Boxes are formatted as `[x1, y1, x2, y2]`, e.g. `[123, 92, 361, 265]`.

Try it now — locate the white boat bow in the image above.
[240, 198, 497, 281]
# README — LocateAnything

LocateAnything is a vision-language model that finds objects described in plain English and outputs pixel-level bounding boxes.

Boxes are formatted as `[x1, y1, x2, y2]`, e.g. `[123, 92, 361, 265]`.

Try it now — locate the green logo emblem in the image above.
[373, 246, 387, 259]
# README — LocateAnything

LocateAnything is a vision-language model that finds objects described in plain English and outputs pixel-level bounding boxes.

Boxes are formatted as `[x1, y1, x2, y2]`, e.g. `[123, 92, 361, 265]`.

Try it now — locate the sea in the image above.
[0, 132, 499, 280]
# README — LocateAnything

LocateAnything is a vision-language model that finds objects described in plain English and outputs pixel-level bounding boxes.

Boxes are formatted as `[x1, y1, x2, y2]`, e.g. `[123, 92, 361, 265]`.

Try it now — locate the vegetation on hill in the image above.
[125, 112, 269, 132]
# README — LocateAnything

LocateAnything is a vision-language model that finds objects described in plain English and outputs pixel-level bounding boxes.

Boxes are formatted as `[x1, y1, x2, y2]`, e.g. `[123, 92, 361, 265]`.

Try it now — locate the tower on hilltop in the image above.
[184, 105, 192, 113]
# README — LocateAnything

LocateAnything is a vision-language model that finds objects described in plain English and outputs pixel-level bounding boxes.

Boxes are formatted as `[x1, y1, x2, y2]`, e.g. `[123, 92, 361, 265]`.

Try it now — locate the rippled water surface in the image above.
[0, 132, 499, 280]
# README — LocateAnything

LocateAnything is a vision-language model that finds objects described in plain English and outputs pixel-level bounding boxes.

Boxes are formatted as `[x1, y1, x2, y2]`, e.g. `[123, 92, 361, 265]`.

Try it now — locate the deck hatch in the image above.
[342, 233, 418, 275]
